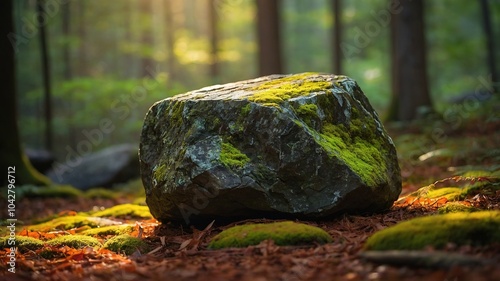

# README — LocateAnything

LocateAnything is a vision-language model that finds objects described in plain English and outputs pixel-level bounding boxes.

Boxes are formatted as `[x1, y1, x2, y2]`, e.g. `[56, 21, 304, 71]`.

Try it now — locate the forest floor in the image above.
[2, 114, 500, 281]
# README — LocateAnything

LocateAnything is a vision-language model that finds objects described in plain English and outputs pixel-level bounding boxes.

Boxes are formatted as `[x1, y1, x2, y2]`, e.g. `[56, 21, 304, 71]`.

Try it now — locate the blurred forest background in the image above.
[10, 0, 500, 162]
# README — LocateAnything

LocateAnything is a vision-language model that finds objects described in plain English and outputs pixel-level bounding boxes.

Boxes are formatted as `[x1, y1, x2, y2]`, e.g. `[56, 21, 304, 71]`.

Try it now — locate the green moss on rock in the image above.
[0, 236, 44, 252]
[103, 234, 150, 255]
[208, 221, 332, 249]
[318, 122, 388, 186]
[364, 211, 500, 251]
[90, 203, 152, 219]
[248, 73, 332, 106]
[220, 142, 250, 169]
[47, 235, 101, 248]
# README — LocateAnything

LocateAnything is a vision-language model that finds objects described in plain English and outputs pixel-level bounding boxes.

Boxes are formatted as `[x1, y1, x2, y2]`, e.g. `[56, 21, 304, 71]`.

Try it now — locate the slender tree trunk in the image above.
[332, 0, 342, 74]
[77, 0, 87, 76]
[256, 0, 283, 76]
[387, 0, 432, 121]
[62, 1, 71, 80]
[165, 0, 177, 84]
[479, 0, 498, 94]
[208, 0, 219, 81]
[140, 0, 154, 77]
[1, 0, 50, 186]
[37, 0, 53, 152]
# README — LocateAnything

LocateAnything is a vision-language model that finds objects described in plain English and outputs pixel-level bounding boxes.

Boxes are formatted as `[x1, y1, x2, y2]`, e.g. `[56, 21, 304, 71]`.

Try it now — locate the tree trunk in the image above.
[331, 0, 342, 74]
[165, 0, 177, 84]
[208, 0, 219, 82]
[140, 0, 154, 78]
[256, 0, 283, 76]
[1, 0, 50, 186]
[479, 0, 498, 94]
[387, 0, 432, 121]
[76, 0, 88, 76]
[37, 0, 53, 152]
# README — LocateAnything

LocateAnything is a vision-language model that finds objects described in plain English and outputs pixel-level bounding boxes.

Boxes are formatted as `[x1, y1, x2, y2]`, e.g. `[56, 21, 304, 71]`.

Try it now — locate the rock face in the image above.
[47, 144, 140, 190]
[140, 73, 401, 224]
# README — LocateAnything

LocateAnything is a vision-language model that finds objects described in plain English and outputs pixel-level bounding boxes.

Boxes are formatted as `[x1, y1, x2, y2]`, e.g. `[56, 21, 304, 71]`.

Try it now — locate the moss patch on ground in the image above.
[103, 234, 150, 255]
[27, 215, 100, 231]
[90, 203, 152, 219]
[81, 225, 135, 237]
[438, 202, 480, 214]
[364, 211, 500, 251]
[47, 235, 101, 248]
[0, 236, 44, 252]
[220, 142, 250, 169]
[248, 73, 332, 107]
[208, 221, 332, 249]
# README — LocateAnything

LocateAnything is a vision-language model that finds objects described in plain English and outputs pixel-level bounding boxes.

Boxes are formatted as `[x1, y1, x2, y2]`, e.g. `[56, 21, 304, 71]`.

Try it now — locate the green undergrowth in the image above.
[364, 211, 500, 250]
[208, 221, 332, 249]
[103, 234, 150, 255]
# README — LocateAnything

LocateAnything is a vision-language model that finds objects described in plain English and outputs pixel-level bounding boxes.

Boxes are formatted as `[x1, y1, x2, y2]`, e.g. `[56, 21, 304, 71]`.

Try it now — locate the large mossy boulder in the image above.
[140, 73, 401, 224]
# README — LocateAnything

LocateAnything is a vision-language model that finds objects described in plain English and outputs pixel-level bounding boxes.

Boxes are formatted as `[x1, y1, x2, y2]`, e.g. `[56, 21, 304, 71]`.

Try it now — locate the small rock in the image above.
[47, 144, 140, 190]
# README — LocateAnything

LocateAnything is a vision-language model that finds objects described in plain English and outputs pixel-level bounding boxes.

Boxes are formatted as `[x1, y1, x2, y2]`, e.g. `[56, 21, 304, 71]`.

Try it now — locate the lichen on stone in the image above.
[208, 221, 332, 249]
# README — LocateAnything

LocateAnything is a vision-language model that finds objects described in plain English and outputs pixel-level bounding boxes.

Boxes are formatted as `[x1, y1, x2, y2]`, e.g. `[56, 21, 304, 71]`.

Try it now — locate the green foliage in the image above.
[364, 211, 500, 250]
[103, 234, 150, 255]
[208, 221, 332, 249]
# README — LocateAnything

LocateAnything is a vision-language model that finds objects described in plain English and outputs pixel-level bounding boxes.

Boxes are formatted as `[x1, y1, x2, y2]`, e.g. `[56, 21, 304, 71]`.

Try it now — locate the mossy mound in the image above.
[0, 236, 44, 252]
[81, 225, 135, 237]
[90, 203, 152, 219]
[85, 188, 119, 199]
[438, 202, 480, 214]
[103, 234, 150, 255]
[208, 221, 332, 249]
[364, 211, 500, 251]
[28, 215, 99, 231]
[47, 235, 101, 248]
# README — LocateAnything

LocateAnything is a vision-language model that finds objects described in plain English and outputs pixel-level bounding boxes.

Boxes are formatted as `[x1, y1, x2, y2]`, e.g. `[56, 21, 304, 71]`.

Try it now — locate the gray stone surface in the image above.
[140, 73, 401, 223]
[47, 144, 140, 190]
